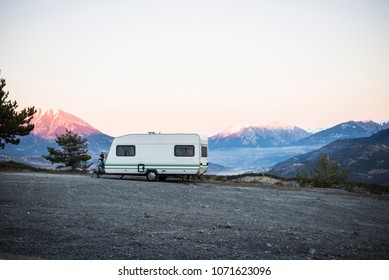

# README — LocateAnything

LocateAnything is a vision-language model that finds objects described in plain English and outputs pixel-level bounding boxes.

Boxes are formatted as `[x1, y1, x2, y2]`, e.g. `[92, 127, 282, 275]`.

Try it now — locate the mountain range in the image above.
[210, 120, 389, 149]
[269, 129, 389, 186]
[1, 108, 388, 185]
[294, 120, 389, 146]
[209, 121, 311, 148]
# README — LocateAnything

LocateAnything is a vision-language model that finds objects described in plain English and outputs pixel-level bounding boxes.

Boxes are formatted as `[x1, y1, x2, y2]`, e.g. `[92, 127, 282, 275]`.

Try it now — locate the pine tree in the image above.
[312, 154, 349, 188]
[44, 129, 92, 171]
[0, 78, 36, 149]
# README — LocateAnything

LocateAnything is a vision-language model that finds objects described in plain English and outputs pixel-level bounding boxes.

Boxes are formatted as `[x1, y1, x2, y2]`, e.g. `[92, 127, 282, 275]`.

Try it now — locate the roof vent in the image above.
[148, 131, 156, 134]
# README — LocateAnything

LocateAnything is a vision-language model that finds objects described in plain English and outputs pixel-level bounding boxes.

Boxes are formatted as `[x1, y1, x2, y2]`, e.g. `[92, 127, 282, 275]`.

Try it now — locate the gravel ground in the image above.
[0, 172, 388, 260]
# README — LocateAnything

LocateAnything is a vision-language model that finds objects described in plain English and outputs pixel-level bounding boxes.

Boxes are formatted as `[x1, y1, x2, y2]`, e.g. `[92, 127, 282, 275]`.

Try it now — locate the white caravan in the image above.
[104, 133, 208, 181]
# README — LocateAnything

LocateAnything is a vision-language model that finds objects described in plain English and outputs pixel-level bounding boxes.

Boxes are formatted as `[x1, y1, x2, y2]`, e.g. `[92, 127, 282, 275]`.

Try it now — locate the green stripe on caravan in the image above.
[105, 163, 200, 168]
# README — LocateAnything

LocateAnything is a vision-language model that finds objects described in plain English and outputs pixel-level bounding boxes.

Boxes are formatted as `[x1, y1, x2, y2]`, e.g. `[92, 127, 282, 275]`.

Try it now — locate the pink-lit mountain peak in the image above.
[262, 120, 293, 130]
[31, 108, 101, 140]
[219, 121, 294, 137]
[219, 125, 248, 137]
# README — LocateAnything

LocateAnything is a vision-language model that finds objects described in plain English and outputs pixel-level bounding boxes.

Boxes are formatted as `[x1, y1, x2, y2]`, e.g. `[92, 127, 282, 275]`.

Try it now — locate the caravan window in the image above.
[174, 145, 195, 157]
[116, 145, 136, 157]
[201, 146, 208, 157]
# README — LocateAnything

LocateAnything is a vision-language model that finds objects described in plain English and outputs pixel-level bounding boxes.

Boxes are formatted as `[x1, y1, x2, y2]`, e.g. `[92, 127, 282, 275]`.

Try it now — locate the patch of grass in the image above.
[345, 182, 389, 195]
[203, 172, 290, 182]
[0, 160, 40, 171]
[0, 160, 89, 174]
[205, 172, 388, 196]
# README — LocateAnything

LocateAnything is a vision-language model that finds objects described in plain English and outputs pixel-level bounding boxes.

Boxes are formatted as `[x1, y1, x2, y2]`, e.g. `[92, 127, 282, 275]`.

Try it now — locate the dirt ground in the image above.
[0, 172, 388, 260]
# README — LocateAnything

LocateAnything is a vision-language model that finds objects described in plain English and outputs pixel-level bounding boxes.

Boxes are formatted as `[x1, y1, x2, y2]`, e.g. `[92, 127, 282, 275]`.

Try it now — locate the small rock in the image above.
[216, 223, 233, 229]
[143, 212, 151, 218]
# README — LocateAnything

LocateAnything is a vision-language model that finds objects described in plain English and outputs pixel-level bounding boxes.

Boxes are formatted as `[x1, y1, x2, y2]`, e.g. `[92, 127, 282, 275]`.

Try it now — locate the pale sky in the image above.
[1, 0, 388, 136]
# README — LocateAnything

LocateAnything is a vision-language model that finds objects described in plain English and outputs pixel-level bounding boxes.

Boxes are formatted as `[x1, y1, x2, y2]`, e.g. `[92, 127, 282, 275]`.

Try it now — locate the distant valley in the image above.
[269, 129, 389, 186]
[207, 120, 389, 186]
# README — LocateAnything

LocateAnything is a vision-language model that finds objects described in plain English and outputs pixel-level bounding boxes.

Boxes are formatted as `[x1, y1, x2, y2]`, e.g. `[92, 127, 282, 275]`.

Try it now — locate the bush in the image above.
[295, 168, 310, 187]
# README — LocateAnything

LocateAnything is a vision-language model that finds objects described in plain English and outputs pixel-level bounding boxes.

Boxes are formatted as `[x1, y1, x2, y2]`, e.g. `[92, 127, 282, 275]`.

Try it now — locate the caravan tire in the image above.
[146, 170, 158, 181]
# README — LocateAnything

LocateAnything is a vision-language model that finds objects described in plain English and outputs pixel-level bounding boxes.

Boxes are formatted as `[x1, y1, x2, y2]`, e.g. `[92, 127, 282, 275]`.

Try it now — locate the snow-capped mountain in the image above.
[2, 109, 113, 168]
[31, 108, 102, 139]
[294, 120, 389, 146]
[210, 121, 311, 148]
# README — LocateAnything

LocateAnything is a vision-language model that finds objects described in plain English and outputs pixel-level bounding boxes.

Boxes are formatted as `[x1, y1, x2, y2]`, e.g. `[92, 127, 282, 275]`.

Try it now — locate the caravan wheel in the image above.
[146, 170, 158, 181]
